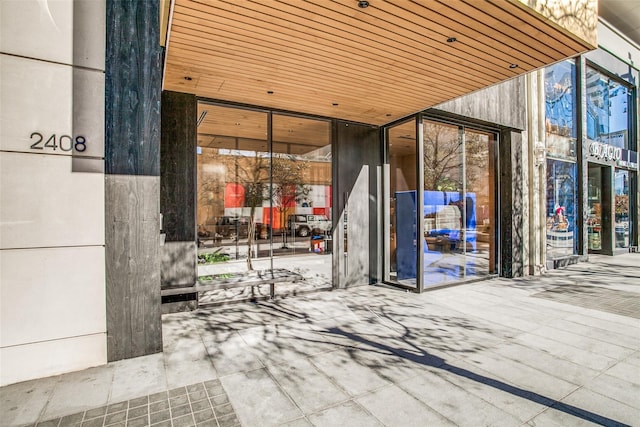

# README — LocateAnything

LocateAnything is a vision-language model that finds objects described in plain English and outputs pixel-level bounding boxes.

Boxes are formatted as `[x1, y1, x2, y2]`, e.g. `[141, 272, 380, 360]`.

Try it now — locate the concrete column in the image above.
[500, 130, 525, 278]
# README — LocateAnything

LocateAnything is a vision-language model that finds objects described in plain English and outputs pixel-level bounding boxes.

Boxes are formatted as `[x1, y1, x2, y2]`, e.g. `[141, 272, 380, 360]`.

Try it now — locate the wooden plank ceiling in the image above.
[164, 0, 594, 126]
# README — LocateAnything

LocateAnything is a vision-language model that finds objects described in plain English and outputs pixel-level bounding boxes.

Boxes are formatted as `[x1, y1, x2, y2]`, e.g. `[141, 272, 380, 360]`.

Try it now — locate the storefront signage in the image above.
[588, 141, 622, 162]
[585, 140, 638, 169]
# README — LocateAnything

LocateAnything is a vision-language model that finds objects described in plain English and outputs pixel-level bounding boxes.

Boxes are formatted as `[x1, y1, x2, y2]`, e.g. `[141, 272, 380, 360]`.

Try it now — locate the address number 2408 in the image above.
[30, 132, 87, 152]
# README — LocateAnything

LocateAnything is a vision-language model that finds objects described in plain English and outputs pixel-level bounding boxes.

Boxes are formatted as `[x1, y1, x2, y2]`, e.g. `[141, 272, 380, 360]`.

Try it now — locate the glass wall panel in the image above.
[614, 169, 630, 248]
[545, 160, 578, 258]
[386, 120, 417, 287]
[196, 105, 332, 297]
[271, 114, 332, 285]
[196, 104, 269, 280]
[420, 120, 496, 287]
[422, 121, 464, 286]
[545, 60, 577, 159]
[464, 128, 496, 278]
[586, 67, 631, 149]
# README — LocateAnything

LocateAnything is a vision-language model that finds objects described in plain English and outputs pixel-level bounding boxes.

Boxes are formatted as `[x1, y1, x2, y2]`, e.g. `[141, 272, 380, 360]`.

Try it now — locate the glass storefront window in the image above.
[586, 67, 631, 149]
[196, 103, 332, 295]
[545, 160, 577, 258]
[545, 60, 577, 159]
[614, 169, 630, 248]
[384, 118, 497, 290]
[418, 120, 496, 288]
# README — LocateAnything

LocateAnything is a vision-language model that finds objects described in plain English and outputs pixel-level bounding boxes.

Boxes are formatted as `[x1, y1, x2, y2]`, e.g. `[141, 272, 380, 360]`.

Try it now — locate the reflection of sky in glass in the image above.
[614, 169, 628, 195]
[545, 60, 575, 138]
[586, 67, 630, 148]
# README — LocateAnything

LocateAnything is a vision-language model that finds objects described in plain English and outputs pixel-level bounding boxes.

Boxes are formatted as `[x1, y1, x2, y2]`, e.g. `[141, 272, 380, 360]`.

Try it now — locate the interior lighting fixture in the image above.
[509, 64, 518, 69]
[358, 1, 369, 8]
[446, 37, 457, 43]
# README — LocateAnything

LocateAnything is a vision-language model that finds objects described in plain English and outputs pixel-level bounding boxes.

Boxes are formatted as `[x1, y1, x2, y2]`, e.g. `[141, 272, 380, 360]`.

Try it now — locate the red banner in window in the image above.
[225, 183, 245, 208]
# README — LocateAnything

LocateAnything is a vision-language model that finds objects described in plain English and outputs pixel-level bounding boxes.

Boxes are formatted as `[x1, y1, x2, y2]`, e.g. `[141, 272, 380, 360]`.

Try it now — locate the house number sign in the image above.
[29, 132, 87, 152]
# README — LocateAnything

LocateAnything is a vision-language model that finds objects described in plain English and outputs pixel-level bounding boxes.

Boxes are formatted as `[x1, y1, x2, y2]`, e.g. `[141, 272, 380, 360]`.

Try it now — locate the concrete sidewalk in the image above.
[2, 254, 639, 427]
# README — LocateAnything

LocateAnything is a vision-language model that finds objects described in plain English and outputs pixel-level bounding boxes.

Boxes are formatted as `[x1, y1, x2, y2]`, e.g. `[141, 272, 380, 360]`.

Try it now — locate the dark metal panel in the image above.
[334, 121, 381, 288]
[105, 0, 162, 176]
[161, 91, 197, 242]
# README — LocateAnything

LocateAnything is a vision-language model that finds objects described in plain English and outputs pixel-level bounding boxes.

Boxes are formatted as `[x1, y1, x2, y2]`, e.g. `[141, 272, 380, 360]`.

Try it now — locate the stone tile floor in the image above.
[15, 381, 239, 427]
[532, 284, 640, 318]
[2, 254, 639, 427]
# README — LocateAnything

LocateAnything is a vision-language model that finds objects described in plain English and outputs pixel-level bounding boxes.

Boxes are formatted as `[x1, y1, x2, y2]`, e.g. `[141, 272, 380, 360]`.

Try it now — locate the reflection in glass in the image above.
[196, 104, 332, 297]
[545, 60, 577, 159]
[196, 105, 269, 276]
[586, 67, 630, 149]
[271, 114, 332, 282]
[464, 128, 495, 279]
[546, 160, 577, 258]
[386, 120, 417, 287]
[422, 121, 495, 287]
[614, 169, 630, 248]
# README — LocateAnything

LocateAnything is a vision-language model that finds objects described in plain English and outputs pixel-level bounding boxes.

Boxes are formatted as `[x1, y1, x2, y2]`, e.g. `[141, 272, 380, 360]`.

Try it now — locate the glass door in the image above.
[270, 114, 332, 286]
[587, 164, 604, 252]
[385, 120, 418, 289]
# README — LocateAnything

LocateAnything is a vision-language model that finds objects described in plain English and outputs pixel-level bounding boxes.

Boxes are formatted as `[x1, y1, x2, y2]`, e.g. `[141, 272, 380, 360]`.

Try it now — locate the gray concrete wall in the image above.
[434, 76, 527, 131]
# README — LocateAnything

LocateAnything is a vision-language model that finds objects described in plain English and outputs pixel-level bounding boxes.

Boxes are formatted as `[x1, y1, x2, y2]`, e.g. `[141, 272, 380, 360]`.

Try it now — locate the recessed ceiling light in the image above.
[446, 37, 457, 43]
[358, 0, 369, 8]
[509, 64, 518, 69]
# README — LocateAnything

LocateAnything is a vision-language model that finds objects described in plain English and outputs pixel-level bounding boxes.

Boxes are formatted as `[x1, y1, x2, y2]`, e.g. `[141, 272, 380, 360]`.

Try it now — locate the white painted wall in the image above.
[0, 0, 106, 386]
[598, 20, 640, 67]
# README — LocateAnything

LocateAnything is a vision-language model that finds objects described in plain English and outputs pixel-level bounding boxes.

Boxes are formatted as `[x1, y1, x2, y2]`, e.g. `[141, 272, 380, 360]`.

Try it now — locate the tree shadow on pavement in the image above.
[325, 326, 631, 427]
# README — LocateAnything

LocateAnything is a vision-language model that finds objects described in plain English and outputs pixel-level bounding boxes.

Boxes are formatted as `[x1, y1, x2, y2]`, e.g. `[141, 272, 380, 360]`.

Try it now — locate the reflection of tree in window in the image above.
[423, 123, 461, 191]
[270, 157, 311, 248]
[423, 123, 487, 192]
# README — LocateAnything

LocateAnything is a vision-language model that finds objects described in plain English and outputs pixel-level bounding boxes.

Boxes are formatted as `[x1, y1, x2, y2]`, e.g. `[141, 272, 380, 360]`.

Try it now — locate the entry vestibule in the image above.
[384, 116, 498, 292]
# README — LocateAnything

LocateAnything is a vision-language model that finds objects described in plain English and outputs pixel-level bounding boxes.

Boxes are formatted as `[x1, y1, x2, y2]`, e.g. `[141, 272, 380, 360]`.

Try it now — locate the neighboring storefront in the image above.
[544, 59, 580, 263]
[543, 26, 639, 263]
[583, 52, 638, 255]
